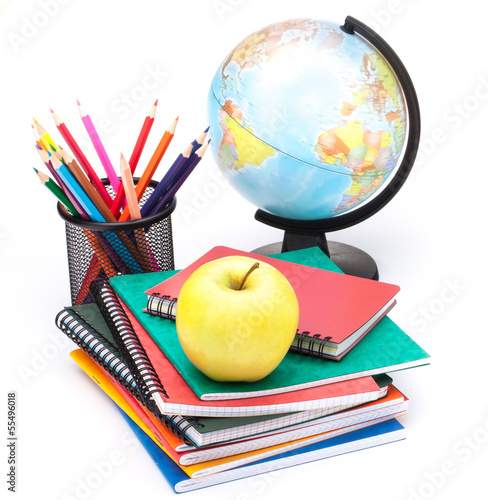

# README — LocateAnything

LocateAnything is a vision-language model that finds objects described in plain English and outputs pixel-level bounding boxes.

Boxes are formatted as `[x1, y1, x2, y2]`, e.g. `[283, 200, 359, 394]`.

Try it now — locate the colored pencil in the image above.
[42, 133, 147, 274]
[118, 116, 178, 222]
[52, 155, 106, 223]
[78, 100, 120, 192]
[191, 126, 210, 155]
[110, 100, 158, 217]
[36, 145, 89, 220]
[150, 140, 209, 215]
[95, 233, 132, 275]
[34, 167, 79, 216]
[83, 231, 118, 279]
[51, 109, 113, 208]
[139, 142, 193, 217]
[119, 153, 142, 220]
[129, 99, 158, 173]
[140, 126, 209, 217]
[32, 123, 41, 143]
[33, 160, 112, 301]
[51, 155, 144, 274]
[119, 154, 154, 272]
[58, 147, 117, 223]
[73, 256, 102, 304]
[50, 149, 149, 277]
[34, 118, 57, 152]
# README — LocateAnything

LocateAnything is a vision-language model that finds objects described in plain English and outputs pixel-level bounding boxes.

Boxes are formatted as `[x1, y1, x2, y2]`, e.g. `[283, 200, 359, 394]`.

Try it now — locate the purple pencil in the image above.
[149, 140, 209, 216]
[36, 145, 89, 220]
[140, 142, 193, 217]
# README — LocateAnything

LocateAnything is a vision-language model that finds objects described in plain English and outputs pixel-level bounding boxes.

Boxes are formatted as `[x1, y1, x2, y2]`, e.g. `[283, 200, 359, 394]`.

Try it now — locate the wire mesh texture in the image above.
[58, 179, 175, 305]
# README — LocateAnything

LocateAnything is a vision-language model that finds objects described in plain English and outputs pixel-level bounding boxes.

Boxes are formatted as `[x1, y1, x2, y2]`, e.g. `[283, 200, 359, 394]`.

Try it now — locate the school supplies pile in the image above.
[55, 246, 430, 493]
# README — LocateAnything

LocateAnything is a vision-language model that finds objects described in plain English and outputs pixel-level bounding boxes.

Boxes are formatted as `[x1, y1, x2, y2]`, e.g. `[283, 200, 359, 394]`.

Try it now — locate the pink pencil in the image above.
[77, 100, 120, 192]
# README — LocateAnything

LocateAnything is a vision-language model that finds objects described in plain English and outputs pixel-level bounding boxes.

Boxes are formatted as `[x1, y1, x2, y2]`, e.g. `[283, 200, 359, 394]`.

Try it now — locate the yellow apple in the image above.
[175, 255, 299, 382]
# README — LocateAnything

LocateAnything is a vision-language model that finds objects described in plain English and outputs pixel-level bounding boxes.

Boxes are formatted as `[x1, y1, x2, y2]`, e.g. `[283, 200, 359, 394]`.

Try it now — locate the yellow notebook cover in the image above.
[70, 349, 407, 478]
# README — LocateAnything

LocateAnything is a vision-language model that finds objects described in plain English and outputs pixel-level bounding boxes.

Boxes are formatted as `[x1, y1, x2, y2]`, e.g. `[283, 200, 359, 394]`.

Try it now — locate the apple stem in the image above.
[238, 262, 260, 290]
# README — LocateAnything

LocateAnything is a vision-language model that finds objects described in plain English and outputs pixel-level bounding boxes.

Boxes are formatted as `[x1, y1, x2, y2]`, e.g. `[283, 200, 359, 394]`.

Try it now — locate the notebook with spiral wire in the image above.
[143, 246, 400, 360]
[56, 279, 390, 419]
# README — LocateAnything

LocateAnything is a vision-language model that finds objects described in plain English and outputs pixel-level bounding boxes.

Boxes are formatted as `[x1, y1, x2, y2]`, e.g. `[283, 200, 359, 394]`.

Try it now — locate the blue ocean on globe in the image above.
[207, 18, 407, 220]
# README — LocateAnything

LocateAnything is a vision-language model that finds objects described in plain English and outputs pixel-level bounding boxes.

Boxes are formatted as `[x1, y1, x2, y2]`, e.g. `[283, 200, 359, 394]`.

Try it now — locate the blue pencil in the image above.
[52, 156, 105, 223]
[52, 156, 143, 274]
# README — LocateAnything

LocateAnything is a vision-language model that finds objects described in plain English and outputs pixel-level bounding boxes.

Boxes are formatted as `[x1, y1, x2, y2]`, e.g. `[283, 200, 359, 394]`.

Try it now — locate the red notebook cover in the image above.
[119, 299, 386, 417]
[144, 246, 400, 357]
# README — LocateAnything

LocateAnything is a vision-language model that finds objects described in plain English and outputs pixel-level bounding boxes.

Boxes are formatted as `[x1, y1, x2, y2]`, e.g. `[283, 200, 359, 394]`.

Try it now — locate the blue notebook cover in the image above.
[118, 405, 405, 493]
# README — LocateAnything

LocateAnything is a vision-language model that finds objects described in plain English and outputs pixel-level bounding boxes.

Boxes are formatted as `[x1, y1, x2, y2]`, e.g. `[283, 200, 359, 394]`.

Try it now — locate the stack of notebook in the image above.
[55, 246, 430, 493]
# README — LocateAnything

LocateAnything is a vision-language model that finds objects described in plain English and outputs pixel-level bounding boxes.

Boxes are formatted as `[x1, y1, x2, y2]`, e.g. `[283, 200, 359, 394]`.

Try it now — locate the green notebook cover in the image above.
[110, 247, 430, 400]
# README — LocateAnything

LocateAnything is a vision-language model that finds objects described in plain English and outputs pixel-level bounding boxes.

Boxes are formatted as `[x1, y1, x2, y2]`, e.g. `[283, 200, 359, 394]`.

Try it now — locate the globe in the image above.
[207, 18, 409, 221]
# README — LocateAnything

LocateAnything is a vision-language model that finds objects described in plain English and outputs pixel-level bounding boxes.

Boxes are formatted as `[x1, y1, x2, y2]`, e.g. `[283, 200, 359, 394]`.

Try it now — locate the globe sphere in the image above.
[207, 18, 407, 221]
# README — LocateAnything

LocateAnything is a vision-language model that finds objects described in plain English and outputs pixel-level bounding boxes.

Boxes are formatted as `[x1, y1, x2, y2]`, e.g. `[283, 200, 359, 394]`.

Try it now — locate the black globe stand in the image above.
[252, 16, 421, 282]
[252, 210, 379, 280]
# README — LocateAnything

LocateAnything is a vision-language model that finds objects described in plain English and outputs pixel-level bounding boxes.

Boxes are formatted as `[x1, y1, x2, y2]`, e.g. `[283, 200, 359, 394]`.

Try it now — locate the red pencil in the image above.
[129, 99, 158, 172]
[51, 109, 113, 208]
[110, 100, 158, 217]
[118, 115, 178, 222]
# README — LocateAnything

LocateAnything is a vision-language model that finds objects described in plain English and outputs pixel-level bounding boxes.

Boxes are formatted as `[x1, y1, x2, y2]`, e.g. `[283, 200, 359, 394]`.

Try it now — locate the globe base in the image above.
[252, 240, 378, 281]
[253, 209, 378, 280]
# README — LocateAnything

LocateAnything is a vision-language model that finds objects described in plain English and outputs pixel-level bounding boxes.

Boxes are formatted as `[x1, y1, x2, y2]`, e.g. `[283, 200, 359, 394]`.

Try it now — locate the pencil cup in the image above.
[57, 179, 176, 305]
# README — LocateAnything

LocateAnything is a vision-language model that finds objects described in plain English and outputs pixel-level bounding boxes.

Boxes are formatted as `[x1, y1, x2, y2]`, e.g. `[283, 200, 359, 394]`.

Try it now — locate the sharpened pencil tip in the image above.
[33, 117, 39, 124]
[76, 99, 81, 105]
[204, 126, 210, 133]
[154, 99, 158, 106]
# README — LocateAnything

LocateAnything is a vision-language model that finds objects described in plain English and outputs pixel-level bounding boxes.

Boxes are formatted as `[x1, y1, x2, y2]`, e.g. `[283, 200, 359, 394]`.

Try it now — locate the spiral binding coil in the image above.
[146, 293, 178, 320]
[146, 294, 338, 360]
[55, 302, 196, 447]
[55, 309, 139, 398]
[90, 279, 169, 404]
[292, 331, 334, 359]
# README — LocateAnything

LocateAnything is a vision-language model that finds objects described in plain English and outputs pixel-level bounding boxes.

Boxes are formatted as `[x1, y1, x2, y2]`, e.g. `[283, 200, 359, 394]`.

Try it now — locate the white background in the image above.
[1, 0, 487, 498]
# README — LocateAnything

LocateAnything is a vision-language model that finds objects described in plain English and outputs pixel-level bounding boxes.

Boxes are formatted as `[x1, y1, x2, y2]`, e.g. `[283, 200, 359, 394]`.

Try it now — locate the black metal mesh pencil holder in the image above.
[57, 179, 176, 305]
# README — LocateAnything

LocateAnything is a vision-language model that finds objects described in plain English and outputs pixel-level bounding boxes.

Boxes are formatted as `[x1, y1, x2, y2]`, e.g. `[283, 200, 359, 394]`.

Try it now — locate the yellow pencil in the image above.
[33, 118, 58, 152]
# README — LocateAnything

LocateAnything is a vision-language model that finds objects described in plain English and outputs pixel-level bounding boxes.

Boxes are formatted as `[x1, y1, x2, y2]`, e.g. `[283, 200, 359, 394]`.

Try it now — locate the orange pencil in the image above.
[119, 153, 142, 220]
[119, 153, 153, 272]
[118, 116, 178, 222]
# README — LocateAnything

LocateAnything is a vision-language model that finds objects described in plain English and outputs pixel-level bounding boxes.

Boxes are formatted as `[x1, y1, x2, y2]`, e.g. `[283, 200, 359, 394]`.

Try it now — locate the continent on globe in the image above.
[218, 100, 276, 171]
[208, 18, 408, 220]
[222, 19, 330, 75]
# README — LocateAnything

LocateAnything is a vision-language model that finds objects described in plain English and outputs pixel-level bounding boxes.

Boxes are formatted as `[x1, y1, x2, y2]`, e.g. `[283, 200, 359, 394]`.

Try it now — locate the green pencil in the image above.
[34, 167, 79, 216]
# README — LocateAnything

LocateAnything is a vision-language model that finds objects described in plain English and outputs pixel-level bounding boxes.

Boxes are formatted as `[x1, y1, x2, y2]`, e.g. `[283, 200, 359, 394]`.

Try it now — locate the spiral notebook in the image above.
[72, 347, 406, 465]
[143, 246, 400, 360]
[109, 247, 430, 401]
[62, 306, 388, 448]
[57, 280, 389, 418]
[119, 408, 406, 494]
[71, 347, 407, 478]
